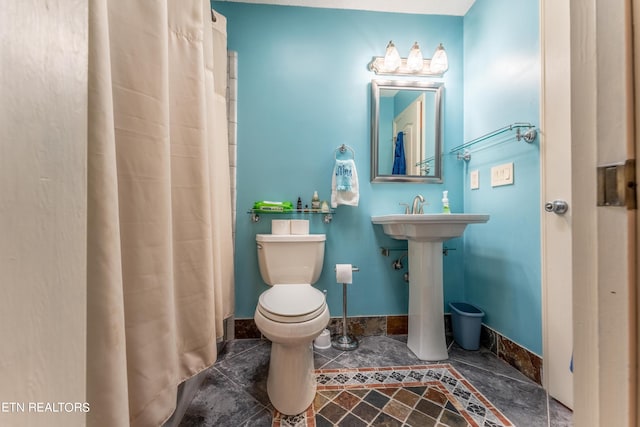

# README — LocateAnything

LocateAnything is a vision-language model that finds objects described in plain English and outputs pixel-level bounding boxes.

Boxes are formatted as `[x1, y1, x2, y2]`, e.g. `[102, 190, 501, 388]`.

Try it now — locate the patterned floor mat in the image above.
[272, 364, 514, 427]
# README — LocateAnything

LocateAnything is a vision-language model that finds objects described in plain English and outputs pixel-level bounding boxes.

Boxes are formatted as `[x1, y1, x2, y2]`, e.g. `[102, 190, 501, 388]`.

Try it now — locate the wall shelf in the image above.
[247, 209, 335, 224]
[449, 122, 537, 161]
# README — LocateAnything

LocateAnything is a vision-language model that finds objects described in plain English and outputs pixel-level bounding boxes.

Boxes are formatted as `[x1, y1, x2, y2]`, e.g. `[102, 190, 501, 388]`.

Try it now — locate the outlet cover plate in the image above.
[470, 170, 479, 190]
[491, 162, 514, 187]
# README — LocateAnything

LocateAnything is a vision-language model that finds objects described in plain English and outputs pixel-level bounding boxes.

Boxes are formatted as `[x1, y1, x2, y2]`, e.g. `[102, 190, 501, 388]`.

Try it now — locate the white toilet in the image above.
[254, 233, 330, 415]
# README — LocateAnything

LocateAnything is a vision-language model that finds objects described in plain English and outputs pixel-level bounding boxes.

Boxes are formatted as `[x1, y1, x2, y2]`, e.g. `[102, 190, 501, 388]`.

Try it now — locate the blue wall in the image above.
[462, 0, 541, 354]
[213, 1, 542, 356]
[212, 2, 466, 319]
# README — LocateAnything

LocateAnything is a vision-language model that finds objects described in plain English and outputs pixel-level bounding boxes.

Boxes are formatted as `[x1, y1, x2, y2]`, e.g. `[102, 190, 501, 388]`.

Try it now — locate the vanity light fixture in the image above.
[382, 40, 401, 72]
[429, 43, 449, 74]
[406, 42, 423, 72]
[369, 41, 448, 77]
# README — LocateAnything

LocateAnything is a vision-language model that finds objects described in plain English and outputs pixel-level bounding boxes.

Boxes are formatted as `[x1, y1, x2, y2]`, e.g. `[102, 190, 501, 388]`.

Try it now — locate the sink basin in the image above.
[371, 213, 489, 361]
[371, 214, 490, 241]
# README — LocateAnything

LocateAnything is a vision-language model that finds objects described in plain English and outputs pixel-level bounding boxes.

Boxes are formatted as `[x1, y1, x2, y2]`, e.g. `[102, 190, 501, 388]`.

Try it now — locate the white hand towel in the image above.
[331, 159, 359, 208]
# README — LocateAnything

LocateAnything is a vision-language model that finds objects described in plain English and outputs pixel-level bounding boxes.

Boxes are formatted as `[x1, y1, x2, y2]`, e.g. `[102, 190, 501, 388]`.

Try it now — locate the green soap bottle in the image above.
[442, 190, 451, 213]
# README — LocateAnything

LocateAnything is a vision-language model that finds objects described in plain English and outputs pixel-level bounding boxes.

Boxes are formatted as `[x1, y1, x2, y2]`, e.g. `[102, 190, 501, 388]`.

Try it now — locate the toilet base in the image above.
[254, 304, 330, 415]
[267, 341, 316, 415]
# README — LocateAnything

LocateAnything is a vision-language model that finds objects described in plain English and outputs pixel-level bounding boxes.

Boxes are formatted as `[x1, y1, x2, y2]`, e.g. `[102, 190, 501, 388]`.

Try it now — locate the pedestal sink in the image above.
[371, 214, 489, 360]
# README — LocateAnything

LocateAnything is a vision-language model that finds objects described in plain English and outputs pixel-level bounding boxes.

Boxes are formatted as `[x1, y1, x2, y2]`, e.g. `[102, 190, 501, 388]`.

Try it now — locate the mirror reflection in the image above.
[371, 80, 443, 182]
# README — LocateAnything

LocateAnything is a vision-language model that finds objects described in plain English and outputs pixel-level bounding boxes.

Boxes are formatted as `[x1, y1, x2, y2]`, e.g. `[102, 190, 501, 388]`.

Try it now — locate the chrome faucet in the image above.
[411, 194, 425, 214]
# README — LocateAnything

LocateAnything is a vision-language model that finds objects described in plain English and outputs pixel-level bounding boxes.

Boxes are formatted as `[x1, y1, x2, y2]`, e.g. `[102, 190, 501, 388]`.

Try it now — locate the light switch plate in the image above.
[470, 169, 479, 189]
[491, 162, 514, 187]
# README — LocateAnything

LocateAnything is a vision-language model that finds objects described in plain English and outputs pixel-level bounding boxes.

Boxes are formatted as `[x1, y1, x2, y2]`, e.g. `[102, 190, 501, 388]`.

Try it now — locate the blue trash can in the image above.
[449, 302, 485, 350]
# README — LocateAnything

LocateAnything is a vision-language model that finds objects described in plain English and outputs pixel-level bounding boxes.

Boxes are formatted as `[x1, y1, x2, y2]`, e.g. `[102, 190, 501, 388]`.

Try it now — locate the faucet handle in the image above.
[399, 202, 410, 214]
[418, 202, 426, 214]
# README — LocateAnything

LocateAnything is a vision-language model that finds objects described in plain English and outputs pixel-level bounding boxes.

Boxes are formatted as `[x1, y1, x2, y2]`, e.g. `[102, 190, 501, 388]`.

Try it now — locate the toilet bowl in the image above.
[254, 233, 329, 415]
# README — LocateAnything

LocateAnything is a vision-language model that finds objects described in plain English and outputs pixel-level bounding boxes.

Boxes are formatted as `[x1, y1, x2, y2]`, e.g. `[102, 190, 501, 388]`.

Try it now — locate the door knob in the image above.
[544, 200, 568, 214]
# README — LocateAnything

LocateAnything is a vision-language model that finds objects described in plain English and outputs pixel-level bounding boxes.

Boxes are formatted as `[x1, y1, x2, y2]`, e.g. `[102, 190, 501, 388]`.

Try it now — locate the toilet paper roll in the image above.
[336, 264, 353, 284]
[290, 219, 309, 235]
[271, 219, 290, 235]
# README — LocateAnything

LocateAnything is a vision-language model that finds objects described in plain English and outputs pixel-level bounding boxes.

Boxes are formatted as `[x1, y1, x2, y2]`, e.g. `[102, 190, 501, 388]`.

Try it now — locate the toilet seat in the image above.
[258, 285, 326, 323]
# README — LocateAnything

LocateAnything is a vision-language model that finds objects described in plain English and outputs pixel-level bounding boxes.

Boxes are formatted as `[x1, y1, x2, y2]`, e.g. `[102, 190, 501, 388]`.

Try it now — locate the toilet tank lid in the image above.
[256, 234, 325, 242]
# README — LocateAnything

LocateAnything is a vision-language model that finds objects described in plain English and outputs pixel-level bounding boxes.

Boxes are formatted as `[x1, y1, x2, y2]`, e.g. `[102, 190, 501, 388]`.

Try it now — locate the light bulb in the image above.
[430, 43, 449, 74]
[407, 42, 423, 72]
[383, 40, 401, 72]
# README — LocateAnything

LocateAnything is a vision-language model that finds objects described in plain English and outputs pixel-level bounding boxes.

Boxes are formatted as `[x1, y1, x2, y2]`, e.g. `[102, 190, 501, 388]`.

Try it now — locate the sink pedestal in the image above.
[407, 240, 448, 361]
[370, 214, 490, 361]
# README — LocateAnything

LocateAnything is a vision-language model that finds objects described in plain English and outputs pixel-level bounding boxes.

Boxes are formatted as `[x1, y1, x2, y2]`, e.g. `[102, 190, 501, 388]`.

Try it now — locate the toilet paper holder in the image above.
[332, 265, 360, 351]
[334, 266, 360, 273]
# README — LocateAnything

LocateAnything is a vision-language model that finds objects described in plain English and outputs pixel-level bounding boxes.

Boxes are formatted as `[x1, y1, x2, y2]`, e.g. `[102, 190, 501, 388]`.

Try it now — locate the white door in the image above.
[633, 3, 640, 419]
[573, 0, 638, 425]
[540, 0, 573, 409]
[394, 95, 424, 175]
[549, 0, 638, 425]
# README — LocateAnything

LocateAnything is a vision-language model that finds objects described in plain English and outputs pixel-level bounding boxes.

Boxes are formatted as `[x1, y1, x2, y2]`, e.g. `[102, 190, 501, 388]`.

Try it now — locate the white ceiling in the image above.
[215, 0, 476, 16]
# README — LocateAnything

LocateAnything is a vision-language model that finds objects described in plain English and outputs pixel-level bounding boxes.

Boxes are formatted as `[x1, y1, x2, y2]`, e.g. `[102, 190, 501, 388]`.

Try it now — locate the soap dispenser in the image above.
[442, 191, 451, 214]
[311, 191, 320, 211]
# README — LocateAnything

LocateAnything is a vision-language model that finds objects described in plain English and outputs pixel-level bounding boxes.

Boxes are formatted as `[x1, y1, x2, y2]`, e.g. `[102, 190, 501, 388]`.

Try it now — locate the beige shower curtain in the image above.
[86, 1, 233, 426]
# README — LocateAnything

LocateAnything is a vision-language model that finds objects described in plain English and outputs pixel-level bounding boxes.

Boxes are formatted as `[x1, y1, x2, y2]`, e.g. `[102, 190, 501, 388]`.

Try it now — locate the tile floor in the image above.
[179, 335, 573, 427]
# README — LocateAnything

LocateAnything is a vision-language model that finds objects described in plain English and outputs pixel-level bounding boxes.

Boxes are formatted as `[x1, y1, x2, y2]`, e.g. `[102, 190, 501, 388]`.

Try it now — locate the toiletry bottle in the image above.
[442, 191, 450, 213]
[297, 197, 302, 210]
[311, 191, 320, 211]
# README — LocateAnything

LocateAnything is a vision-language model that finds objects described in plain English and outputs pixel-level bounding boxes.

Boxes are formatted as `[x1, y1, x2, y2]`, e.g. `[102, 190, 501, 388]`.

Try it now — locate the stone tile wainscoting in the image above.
[479, 325, 542, 385]
[235, 315, 542, 385]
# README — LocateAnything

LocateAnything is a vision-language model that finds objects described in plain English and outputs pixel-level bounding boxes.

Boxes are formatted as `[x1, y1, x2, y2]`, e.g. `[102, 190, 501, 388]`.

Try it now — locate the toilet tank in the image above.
[256, 234, 326, 285]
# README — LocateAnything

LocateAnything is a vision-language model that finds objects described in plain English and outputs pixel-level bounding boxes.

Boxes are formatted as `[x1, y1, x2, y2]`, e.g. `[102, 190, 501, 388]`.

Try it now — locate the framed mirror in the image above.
[370, 80, 444, 183]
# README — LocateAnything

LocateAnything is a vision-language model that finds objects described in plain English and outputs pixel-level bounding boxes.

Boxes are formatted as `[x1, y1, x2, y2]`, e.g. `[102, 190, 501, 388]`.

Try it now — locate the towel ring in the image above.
[335, 144, 355, 159]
